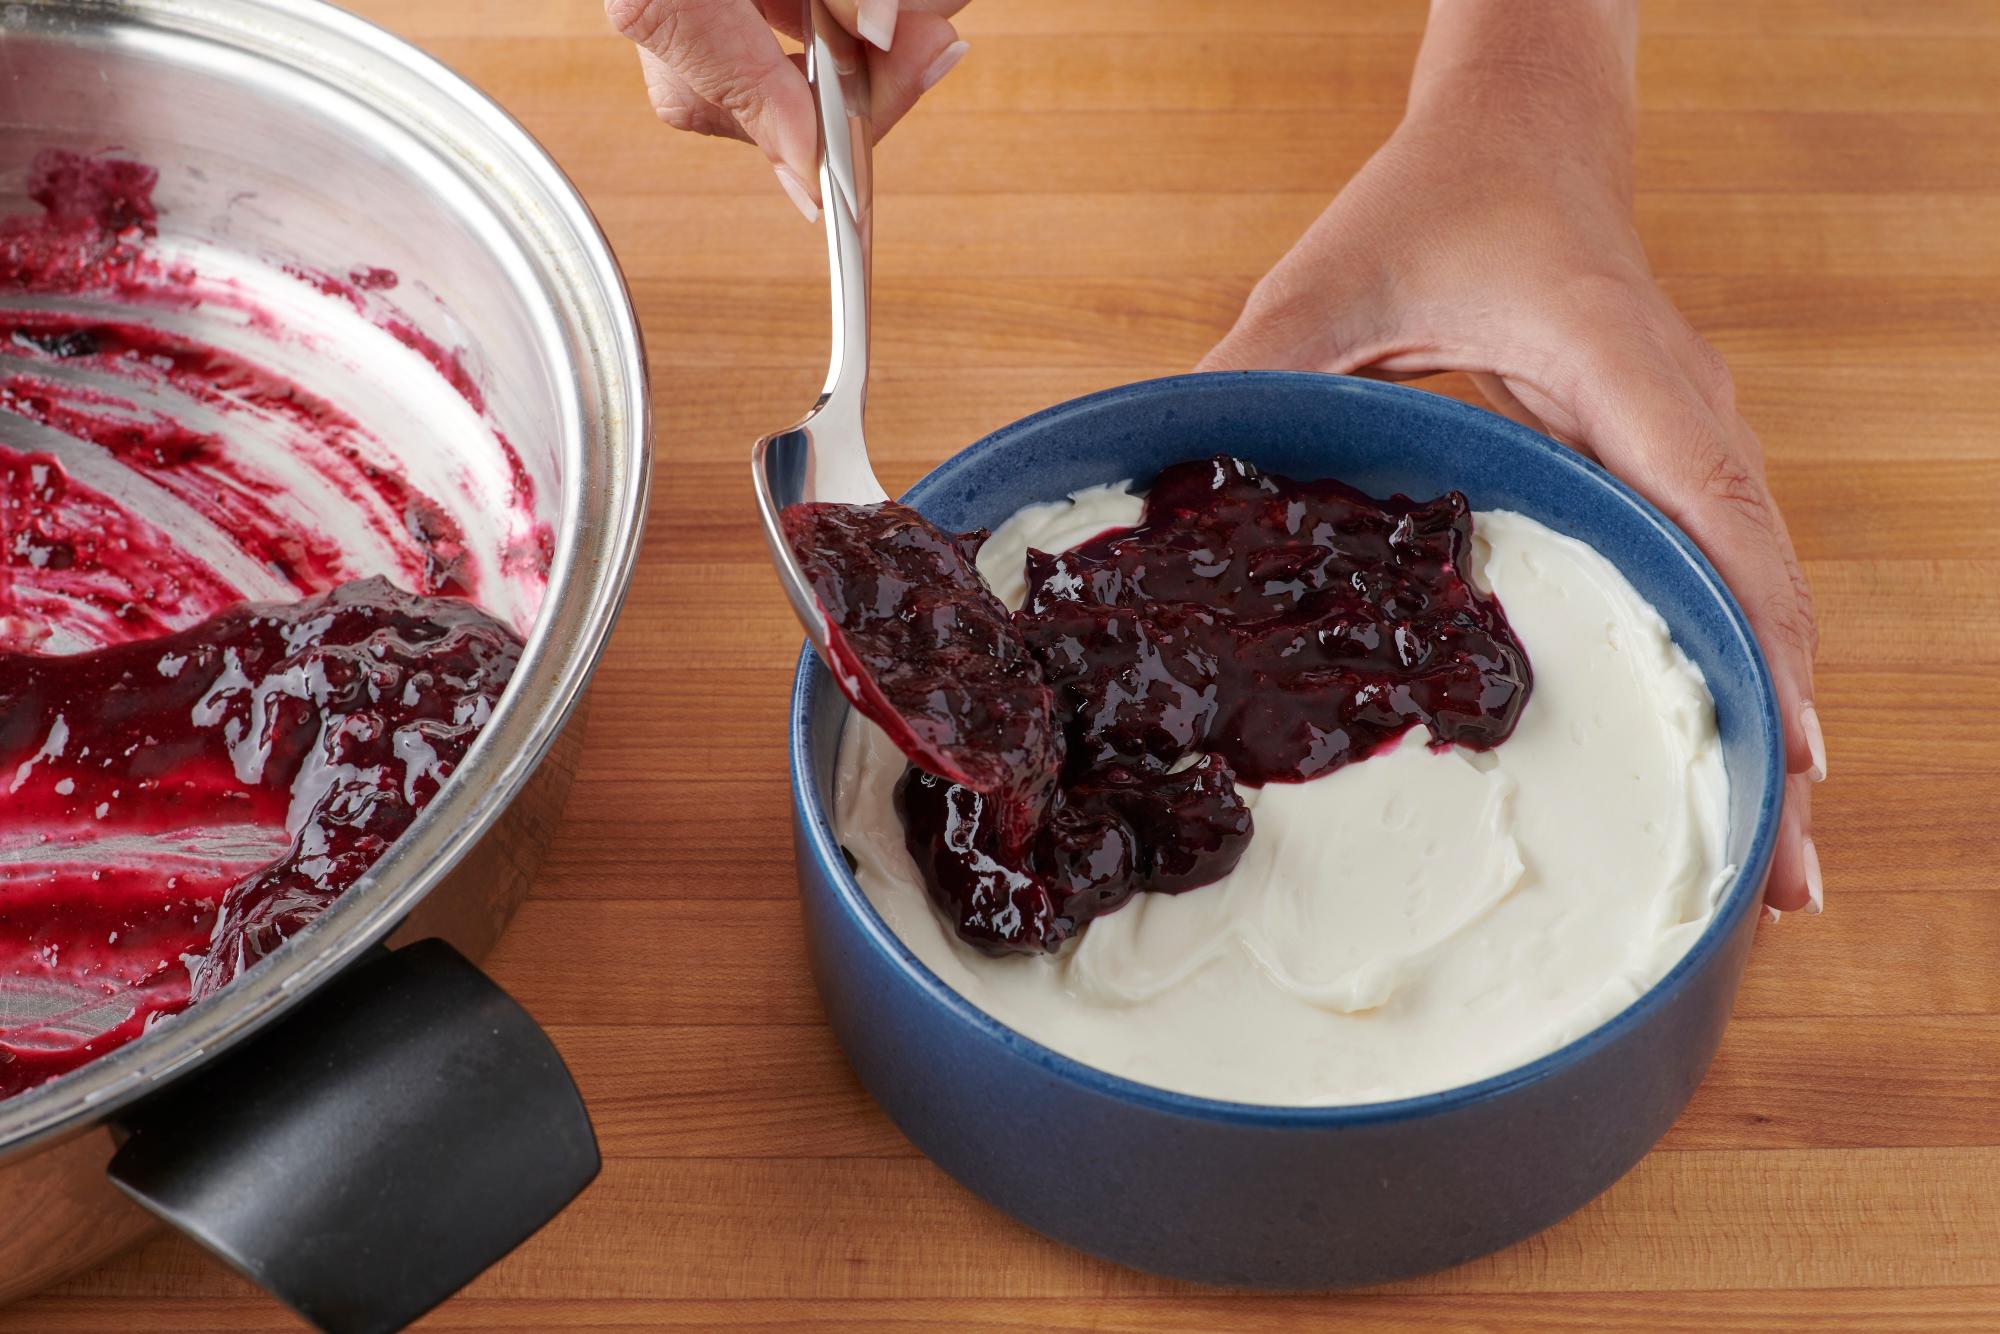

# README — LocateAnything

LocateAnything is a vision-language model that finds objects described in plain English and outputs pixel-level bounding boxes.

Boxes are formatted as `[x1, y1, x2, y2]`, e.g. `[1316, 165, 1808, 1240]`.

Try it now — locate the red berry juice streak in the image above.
[0, 150, 536, 1097]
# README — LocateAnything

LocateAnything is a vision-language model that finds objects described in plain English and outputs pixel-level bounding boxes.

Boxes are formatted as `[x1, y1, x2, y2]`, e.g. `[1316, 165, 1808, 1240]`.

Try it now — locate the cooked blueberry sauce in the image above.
[788, 455, 1532, 956]
[1027, 456, 1534, 783]
[0, 150, 538, 1096]
[781, 501, 1059, 853]
[0, 578, 521, 1096]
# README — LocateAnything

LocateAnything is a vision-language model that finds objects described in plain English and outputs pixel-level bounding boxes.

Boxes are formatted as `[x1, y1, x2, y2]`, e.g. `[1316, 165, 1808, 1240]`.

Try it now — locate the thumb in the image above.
[1197, 240, 1395, 375]
[611, 0, 819, 184]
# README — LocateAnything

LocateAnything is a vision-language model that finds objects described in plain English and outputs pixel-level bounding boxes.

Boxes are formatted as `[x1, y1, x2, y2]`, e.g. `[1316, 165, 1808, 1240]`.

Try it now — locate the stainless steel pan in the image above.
[0, 2, 650, 1327]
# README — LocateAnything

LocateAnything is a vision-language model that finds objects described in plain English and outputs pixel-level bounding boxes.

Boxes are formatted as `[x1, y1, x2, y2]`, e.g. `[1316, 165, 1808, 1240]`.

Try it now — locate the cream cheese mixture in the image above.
[834, 481, 1733, 1105]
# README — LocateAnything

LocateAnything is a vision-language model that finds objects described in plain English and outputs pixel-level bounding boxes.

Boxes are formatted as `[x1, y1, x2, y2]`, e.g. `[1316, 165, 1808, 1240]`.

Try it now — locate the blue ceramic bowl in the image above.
[788, 371, 1781, 1288]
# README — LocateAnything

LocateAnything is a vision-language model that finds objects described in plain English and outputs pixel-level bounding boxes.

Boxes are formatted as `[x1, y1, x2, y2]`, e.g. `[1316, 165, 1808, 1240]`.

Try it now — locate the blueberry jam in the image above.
[781, 501, 1059, 852]
[0, 150, 541, 1098]
[1024, 457, 1533, 783]
[0, 578, 521, 1096]
[788, 455, 1532, 956]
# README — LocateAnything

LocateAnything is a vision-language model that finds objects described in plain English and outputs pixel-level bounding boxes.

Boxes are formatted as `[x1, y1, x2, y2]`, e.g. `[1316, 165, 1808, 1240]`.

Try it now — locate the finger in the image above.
[637, 47, 751, 143]
[1768, 776, 1816, 912]
[635, 48, 819, 221]
[757, 3, 966, 140]
[1646, 318, 1826, 786]
[610, 0, 819, 188]
[864, 11, 968, 137]
[833, 0, 900, 51]
[760, 0, 968, 41]
[765, 0, 904, 51]
[1569, 340, 1821, 789]
[1197, 287, 1354, 373]
[1195, 207, 1412, 376]
[1198, 331, 1289, 372]
[1465, 370, 1606, 461]
[1469, 370, 1552, 433]
[1717, 412, 1821, 781]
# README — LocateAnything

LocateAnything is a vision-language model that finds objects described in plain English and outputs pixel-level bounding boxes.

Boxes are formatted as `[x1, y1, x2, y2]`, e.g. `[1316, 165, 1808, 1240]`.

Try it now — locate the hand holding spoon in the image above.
[751, 1, 1057, 818]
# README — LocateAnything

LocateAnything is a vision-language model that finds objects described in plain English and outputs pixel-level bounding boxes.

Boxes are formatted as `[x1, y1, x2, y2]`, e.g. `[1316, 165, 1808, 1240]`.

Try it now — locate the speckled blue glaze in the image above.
[788, 372, 1782, 1288]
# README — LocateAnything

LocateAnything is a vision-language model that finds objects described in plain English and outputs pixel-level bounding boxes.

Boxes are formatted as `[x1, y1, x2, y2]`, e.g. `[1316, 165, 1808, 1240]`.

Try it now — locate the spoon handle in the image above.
[804, 0, 881, 500]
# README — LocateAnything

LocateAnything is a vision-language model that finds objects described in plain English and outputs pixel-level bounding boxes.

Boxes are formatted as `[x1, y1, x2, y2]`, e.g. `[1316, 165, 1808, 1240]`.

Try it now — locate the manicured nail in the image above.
[773, 163, 819, 223]
[1762, 904, 1781, 924]
[856, 0, 897, 51]
[1801, 701, 1827, 782]
[1802, 838, 1823, 914]
[921, 39, 969, 92]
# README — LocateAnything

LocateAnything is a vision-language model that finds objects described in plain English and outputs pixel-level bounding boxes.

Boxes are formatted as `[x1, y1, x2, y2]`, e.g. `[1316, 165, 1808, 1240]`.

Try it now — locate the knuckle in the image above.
[1684, 331, 1737, 410]
[653, 98, 708, 134]
[643, 71, 724, 135]
[1223, 270, 1330, 364]
[1551, 280, 1662, 401]
[708, 76, 763, 121]
[1691, 440, 1768, 524]
[1784, 561, 1821, 656]
[607, 0, 666, 42]
[1562, 276, 1739, 416]
[1237, 267, 1302, 329]
[1673, 440, 1819, 664]
[706, 57, 787, 123]
[612, 0, 735, 56]
[1762, 583, 1819, 661]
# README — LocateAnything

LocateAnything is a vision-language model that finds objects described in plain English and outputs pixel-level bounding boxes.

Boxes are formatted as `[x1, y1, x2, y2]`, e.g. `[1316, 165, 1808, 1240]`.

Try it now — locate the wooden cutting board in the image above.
[9, 2, 1997, 1328]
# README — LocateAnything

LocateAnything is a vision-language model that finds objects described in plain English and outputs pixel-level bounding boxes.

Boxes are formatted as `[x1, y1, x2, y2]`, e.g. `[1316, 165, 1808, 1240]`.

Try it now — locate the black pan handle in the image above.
[105, 938, 598, 1334]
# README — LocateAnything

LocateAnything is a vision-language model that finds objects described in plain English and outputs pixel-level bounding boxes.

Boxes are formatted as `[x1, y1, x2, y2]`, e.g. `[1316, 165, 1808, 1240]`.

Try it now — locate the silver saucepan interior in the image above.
[0, 0, 647, 1298]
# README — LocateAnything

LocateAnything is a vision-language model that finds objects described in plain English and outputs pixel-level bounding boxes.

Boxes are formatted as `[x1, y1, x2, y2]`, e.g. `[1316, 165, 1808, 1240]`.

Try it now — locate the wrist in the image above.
[1413, 0, 1637, 99]
[1403, 0, 1637, 189]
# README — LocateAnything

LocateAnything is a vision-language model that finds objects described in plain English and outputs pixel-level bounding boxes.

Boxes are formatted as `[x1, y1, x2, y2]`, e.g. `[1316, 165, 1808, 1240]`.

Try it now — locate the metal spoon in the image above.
[751, 0, 887, 662]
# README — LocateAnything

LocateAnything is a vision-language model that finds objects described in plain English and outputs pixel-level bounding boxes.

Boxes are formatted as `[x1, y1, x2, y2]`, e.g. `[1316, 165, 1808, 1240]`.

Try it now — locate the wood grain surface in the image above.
[9, 1, 1999, 1329]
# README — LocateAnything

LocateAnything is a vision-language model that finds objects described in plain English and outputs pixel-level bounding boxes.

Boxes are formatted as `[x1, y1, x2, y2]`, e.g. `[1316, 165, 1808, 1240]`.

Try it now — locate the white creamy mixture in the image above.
[835, 482, 1733, 1105]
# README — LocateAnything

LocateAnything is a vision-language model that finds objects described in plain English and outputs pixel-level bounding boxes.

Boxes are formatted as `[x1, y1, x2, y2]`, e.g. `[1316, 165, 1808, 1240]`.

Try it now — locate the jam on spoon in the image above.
[786, 455, 1532, 956]
[780, 501, 1060, 853]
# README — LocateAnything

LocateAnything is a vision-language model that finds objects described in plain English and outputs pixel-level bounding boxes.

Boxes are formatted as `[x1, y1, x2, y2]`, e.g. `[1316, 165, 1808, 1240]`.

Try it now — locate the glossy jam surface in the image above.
[0, 579, 520, 1096]
[781, 501, 1059, 851]
[0, 151, 538, 1096]
[794, 456, 1532, 955]
[1023, 456, 1533, 784]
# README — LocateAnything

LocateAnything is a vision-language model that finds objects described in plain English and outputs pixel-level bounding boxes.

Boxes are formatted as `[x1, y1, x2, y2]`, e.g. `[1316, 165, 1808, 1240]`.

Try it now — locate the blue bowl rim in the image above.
[788, 369, 1784, 1128]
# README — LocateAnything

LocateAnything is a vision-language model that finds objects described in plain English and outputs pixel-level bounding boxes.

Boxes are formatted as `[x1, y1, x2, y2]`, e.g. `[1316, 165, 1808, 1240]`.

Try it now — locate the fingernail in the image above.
[856, 0, 897, 51]
[921, 39, 969, 92]
[1801, 701, 1827, 782]
[773, 163, 819, 223]
[1802, 838, 1823, 914]
[1762, 904, 1781, 925]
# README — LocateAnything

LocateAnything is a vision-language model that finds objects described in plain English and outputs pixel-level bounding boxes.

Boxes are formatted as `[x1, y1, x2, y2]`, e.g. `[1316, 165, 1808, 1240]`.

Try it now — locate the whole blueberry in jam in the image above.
[786, 455, 1532, 956]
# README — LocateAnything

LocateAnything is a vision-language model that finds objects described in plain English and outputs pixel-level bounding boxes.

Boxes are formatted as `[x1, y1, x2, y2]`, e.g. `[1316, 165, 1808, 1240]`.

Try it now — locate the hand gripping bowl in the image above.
[788, 371, 1782, 1287]
[0, 1, 647, 1328]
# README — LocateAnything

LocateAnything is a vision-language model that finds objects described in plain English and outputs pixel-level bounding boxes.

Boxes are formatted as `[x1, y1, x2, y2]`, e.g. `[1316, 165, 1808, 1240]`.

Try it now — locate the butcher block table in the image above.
[8, 1, 1999, 1329]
